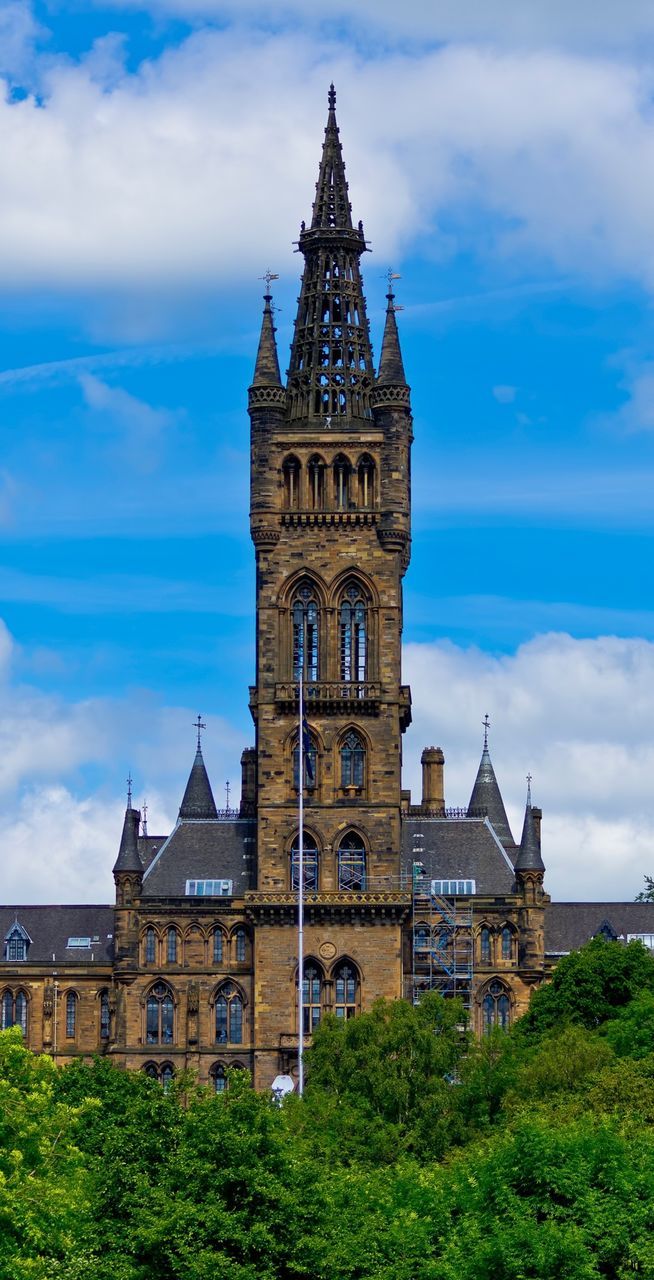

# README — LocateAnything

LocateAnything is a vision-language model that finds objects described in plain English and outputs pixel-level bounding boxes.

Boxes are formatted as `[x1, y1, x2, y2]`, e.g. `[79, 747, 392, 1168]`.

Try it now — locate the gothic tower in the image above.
[247, 87, 413, 1086]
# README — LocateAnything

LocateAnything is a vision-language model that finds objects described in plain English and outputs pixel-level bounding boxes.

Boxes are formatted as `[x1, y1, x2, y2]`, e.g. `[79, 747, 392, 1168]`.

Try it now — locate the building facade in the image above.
[2, 89, 652, 1089]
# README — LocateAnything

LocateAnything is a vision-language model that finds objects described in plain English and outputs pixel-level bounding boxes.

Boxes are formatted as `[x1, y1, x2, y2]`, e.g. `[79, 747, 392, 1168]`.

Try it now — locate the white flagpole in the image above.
[298, 667, 305, 1097]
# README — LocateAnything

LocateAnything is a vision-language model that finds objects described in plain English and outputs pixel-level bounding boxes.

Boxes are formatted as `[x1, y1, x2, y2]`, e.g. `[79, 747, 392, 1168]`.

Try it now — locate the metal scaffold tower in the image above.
[411, 835, 473, 1016]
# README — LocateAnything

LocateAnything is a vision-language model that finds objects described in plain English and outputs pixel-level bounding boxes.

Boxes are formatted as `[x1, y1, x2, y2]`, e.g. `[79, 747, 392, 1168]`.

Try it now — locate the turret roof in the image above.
[251, 292, 282, 388]
[179, 746, 218, 820]
[468, 743, 515, 849]
[377, 290, 407, 386]
[112, 806, 142, 874]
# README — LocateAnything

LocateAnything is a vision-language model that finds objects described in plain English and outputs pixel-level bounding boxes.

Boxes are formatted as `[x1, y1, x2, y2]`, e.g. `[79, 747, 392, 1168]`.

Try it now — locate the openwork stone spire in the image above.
[287, 84, 375, 424]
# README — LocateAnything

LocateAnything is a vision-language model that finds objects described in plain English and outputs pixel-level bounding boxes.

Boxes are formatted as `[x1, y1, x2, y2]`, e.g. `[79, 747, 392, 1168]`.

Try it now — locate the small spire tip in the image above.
[328, 83, 336, 111]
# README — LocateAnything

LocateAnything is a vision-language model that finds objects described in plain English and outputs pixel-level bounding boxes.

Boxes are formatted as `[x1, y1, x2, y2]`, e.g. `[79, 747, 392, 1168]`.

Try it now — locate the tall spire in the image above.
[179, 738, 218, 820]
[286, 85, 375, 424]
[468, 721, 515, 848]
[515, 782, 545, 873]
[377, 284, 407, 387]
[251, 289, 282, 389]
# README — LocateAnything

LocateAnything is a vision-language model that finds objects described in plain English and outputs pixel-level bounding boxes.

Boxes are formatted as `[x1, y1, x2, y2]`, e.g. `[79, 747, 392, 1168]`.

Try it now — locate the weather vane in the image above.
[141, 799, 148, 837]
[193, 715, 206, 749]
[482, 714, 490, 748]
[126, 772, 132, 806]
[225, 780, 231, 810]
[526, 772, 532, 804]
[259, 270, 279, 291]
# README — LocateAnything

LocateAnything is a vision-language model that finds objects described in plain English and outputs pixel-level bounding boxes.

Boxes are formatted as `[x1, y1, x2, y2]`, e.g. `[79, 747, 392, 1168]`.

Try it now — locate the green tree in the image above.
[0, 1027, 93, 1279]
[519, 935, 654, 1037]
[298, 992, 470, 1163]
[635, 874, 654, 902]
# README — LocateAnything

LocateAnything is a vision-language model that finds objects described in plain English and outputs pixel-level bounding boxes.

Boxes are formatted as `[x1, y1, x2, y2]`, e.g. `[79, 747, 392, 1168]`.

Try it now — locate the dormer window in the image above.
[4, 922, 30, 962]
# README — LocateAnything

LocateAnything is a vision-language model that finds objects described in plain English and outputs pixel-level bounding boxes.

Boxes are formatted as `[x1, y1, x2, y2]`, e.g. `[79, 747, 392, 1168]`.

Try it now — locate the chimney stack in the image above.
[421, 747, 444, 811]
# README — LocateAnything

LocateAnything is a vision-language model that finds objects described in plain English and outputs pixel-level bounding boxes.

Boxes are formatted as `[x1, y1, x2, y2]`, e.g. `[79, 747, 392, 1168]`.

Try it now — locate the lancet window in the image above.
[340, 584, 367, 681]
[302, 962, 323, 1034]
[482, 980, 511, 1033]
[292, 584, 319, 680]
[340, 730, 365, 789]
[212, 930, 224, 964]
[291, 833, 319, 892]
[334, 962, 358, 1019]
[480, 927, 491, 964]
[234, 929, 247, 963]
[357, 455, 375, 508]
[282, 456, 301, 509]
[333, 454, 351, 509]
[337, 833, 367, 892]
[167, 928, 178, 964]
[146, 982, 174, 1045]
[215, 983, 243, 1045]
[293, 733, 317, 791]
[65, 992, 77, 1039]
[1, 990, 27, 1034]
[502, 927, 514, 961]
[144, 927, 156, 965]
[99, 989, 111, 1040]
[308, 455, 325, 510]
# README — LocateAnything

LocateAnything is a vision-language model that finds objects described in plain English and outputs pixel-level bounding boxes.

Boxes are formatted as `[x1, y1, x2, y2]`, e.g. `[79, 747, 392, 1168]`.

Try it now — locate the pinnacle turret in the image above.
[179, 744, 218, 820]
[251, 292, 282, 389]
[377, 289, 407, 387]
[515, 789, 545, 873]
[113, 804, 142, 874]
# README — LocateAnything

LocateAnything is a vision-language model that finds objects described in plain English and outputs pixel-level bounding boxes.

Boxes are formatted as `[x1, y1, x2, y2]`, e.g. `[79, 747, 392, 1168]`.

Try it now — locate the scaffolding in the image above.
[411, 841, 474, 1016]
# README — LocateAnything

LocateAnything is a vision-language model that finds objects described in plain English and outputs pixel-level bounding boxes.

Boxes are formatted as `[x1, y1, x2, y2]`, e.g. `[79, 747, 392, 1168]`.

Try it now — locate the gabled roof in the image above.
[401, 815, 515, 895]
[4, 919, 32, 943]
[468, 744, 516, 851]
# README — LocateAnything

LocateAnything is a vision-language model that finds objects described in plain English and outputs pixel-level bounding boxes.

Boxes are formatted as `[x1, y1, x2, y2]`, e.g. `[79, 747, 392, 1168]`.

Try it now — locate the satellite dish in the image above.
[271, 1073, 295, 1100]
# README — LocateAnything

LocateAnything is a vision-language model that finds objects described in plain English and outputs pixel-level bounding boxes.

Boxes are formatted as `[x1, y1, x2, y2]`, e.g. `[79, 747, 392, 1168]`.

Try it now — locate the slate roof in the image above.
[138, 835, 167, 871]
[0, 906, 114, 965]
[141, 819, 256, 898]
[377, 294, 407, 386]
[468, 744, 517, 852]
[545, 902, 654, 956]
[401, 816, 516, 895]
[112, 806, 141, 874]
[179, 747, 218, 820]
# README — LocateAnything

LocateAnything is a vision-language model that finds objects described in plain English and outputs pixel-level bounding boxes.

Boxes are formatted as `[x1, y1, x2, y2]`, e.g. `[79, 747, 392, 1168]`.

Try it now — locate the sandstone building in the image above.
[2, 89, 652, 1090]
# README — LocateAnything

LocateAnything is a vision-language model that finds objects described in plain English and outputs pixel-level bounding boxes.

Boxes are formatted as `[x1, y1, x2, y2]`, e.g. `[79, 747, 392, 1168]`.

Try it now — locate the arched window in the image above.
[333, 454, 351, 509]
[167, 928, 178, 964]
[339, 584, 367, 681]
[340, 730, 365, 789]
[160, 1063, 174, 1091]
[212, 1063, 227, 1093]
[65, 992, 77, 1039]
[501, 927, 514, 961]
[212, 930, 224, 964]
[291, 833, 319, 892]
[303, 962, 323, 1034]
[334, 962, 358, 1019]
[482, 980, 511, 1034]
[414, 925, 430, 952]
[283, 456, 300, 510]
[99, 989, 110, 1040]
[144, 1062, 159, 1080]
[338, 833, 366, 892]
[308, 455, 325, 510]
[215, 983, 243, 1045]
[292, 583, 319, 680]
[1, 990, 28, 1035]
[480, 927, 491, 964]
[357, 455, 375, 508]
[293, 731, 317, 792]
[234, 929, 247, 963]
[146, 982, 174, 1045]
[145, 927, 156, 965]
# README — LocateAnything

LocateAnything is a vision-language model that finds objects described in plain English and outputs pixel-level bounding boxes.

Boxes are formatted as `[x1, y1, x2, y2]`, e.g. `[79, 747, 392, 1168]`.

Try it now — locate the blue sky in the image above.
[2, 0, 654, 902]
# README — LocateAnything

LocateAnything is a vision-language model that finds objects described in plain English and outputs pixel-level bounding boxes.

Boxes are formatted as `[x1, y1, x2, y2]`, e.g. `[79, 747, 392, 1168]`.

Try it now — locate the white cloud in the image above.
[0, 619, 246, 902]
[492, 384, 517, 403]
[403, 632, 654, 901]
[79, 372, 179, 471]
[606, 360, 654, 433]
[0, 0, 43, 80]
[4, 29, 654, 290]
[98, 0, 654, 53]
